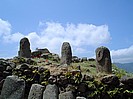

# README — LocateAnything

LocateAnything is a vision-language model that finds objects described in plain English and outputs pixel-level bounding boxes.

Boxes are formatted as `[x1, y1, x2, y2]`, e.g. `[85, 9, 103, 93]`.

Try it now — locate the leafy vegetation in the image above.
[11, 57, 133, 98]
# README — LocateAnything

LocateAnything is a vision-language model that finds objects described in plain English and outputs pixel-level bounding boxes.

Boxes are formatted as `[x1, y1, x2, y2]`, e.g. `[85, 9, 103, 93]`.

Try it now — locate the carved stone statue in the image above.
[95, 46, 112, 73]
[60, 42, 72, 65]
[18, 37, 31, 58]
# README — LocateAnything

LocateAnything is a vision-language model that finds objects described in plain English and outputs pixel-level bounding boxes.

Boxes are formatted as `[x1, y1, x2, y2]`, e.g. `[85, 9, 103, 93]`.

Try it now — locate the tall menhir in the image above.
[18, 37, 31, 58]
[61, 42, 72, 65]
[95, 46, 112, 73]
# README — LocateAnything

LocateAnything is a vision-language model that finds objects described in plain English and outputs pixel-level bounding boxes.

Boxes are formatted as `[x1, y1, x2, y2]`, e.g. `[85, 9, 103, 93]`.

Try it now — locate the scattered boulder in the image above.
[59, 91, 75, 99]
[0, 65, 3, 80]
[95, 46, 112, 73]
[81, 57, 87, 62]
[18, 37, 31, 58]
[101, 75, 120, 87]
[89, 64, 96, 67]
[72, 56, 80, 63]
[0, 60, 9, 72]
[77, 82, 88, 93]
[19, 63, 29, 70]
[0, 79, 4, 94]
[57, 75, 69, 86]
[88, 58, 95, 61]
[0, 60, 16, 80]
[52, 53, 60, 62]
[48, 75, 57, 84]
[38, 66, 47, 73]
[61, 42, 72, 65]
[31, 51, 42, 58]
[36, 48, 50, 53]
[6, 61, 16, 70]
[26, 58, 37, 65]
[0, 75, 25, 99]
[41, 53, 50, 59]
[120, 76, 133, 88]
[82, 74, 94, 81]
[31, 48, 50, 58]
[65, 84, 76, 93]
[43, 84, 59, 99]
[28, 84, 45, 99]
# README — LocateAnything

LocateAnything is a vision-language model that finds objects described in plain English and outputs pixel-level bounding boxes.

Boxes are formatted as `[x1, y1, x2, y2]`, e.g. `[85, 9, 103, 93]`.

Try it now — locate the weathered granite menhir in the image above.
[95, 46, 112, 73]
[59, 91, 75, 99]
[43, 84, 59, 99]
[28, 84, 45, 99]
[60, 42, 72, 65]
[18, 37, 31, 58]
[0, 75, 25, 99]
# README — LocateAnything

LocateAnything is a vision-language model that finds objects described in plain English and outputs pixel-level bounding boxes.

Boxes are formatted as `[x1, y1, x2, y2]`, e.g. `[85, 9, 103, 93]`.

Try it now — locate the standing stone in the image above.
[0, 75, 25, 99]
[28, 84, 45, 99]
[95, 46, 112, 73]
[43, 84, 58, 99]
[61, 42, 72, 65]
[59, 91, 75, 99]
[18, 37, 31, 58]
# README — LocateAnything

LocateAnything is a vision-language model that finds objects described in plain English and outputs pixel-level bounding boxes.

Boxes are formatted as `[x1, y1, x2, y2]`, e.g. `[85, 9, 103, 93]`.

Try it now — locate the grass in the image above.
[13, 57, 133, 78]
[70, 61, 97, 75]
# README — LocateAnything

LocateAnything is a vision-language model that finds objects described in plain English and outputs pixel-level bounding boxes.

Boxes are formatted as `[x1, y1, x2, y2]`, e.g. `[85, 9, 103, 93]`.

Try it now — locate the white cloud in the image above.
[111, 46, 133, 63]
[0, 19, 11, 36]
[25, 22, 111, 56]
[0, 20, 111, 58]
[0, 19, 24, 43]
[2, 19, 133, 63]
[3, 32, 24, 42]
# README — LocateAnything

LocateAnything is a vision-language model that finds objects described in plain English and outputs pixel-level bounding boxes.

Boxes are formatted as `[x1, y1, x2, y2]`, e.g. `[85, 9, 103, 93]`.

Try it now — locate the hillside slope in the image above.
[114, 63, 133, 73]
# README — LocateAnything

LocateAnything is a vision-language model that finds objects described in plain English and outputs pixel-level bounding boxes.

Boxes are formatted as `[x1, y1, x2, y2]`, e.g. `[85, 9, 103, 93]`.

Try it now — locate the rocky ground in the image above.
[0, 57, 133, 99]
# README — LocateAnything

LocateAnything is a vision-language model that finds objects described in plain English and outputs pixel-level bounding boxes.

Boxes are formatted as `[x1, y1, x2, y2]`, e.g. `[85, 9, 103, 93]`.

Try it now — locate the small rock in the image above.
[65, 84, 76, 93]
[77, 82, 88, 93]
[38, 66, 47, 73]
[20, 63, 29, 70]
[76, 97, 86, 99]
[101, 75, 120, 86]
[81, 57, 87, 62]
[58, 76, 68, 86]
[120, 76, 133, 87]
[82, 74, 94, 81]
[6, 66, 12, 71]
[48, 75, 57, 84]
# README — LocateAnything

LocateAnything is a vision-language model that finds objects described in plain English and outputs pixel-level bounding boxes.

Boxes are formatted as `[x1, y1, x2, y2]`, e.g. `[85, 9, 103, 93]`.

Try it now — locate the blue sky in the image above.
[0, 0, 133, 63]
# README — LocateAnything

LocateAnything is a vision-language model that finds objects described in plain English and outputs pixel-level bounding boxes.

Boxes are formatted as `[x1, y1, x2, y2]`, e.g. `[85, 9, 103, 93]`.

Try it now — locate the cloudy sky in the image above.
[0, 0, 133, 63]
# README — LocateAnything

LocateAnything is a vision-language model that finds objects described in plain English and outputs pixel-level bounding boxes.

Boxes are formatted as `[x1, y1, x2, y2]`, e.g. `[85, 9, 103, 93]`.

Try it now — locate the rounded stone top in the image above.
[20, 37, 30, 43]
[95, 46, 110, 62]
[62, 42, 70, 45]
[95, 46, 110, 53]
